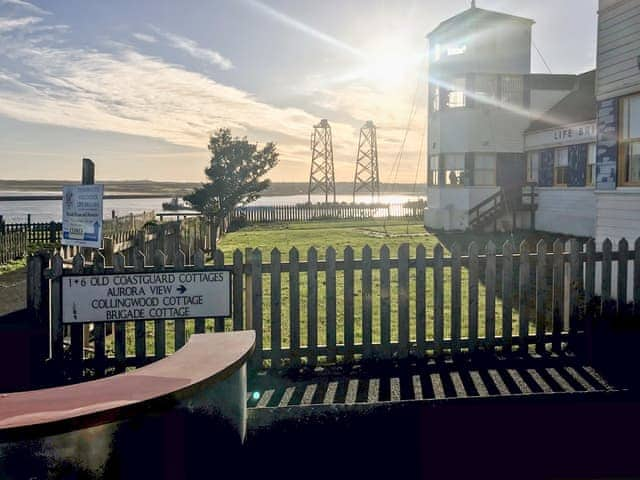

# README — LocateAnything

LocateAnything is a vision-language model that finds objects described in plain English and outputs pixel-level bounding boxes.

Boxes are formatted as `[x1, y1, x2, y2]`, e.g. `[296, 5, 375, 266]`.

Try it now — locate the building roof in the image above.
[427, 5, 534, 39]
[526, 70, 597, 132]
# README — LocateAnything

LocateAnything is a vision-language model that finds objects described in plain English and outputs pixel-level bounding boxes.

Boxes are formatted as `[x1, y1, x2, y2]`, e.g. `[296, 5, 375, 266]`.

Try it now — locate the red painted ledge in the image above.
[0, 331, 255, 441]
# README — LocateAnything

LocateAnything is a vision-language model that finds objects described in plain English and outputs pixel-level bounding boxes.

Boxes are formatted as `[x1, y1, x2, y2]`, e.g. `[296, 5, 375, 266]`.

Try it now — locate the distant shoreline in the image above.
[0, 180, 423, 197]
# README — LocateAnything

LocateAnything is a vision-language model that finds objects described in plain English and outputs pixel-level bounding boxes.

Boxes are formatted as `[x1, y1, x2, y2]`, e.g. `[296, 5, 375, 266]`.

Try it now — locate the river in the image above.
[0, 191, 425, 224]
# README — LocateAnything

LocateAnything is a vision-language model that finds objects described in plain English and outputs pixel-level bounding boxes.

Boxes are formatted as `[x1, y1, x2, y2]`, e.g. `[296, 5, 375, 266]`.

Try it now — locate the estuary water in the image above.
[0, 191, 425, 224]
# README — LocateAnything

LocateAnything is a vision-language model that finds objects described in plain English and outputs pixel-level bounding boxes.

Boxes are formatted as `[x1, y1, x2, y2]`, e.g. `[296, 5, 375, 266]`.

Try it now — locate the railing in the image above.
[234, 203, 425, 224]
[0, 222, 61, 264]
[34, 236, 640, 379]
[468, 184, 538, 230]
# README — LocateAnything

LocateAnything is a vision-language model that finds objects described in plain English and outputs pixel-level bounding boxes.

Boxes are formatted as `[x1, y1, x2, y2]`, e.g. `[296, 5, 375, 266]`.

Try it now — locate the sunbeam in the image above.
[240, 0, 364, 58]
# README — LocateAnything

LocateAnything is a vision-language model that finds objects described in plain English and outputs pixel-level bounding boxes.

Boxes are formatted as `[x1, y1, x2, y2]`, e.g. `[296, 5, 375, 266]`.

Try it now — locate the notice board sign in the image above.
[596, 98, 618, 191]
[62, 270, 231, 324]
[62, 184, 104, 248]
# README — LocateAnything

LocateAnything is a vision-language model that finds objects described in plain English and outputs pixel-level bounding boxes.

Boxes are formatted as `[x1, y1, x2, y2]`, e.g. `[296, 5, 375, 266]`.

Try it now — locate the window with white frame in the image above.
[473, 154, 496, 186]
[431, 86, 440, 112]
[446, 44, 467, 56]
[428, 155, 440, 186]
[501, 75, 523, 107]
[587, 143, 596, 186]
[527, 151, 539, 183]
[620, 93, 640, 185]
[474, 74, 497, 103]
[554, 147, 569, 186]
[446, 78, 466, 109]
[444, 154, 465, 186]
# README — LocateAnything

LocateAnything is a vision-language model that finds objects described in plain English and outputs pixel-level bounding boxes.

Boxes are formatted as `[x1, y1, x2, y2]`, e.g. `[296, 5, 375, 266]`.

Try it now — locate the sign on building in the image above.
[596, 98, 618, 191]
[62, 270, 232, 324]
[61, 184, 104, 248]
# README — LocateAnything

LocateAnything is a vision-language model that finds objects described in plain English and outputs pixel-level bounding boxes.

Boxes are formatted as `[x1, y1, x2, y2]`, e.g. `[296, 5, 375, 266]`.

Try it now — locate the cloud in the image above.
[0, 32, 346, 177]
[0, 0, 49, 15]
[0, 16, 425, 183]
[0, 15, 40, 31]
[149, 25, 233, 70]
[132, 32, 156, 43]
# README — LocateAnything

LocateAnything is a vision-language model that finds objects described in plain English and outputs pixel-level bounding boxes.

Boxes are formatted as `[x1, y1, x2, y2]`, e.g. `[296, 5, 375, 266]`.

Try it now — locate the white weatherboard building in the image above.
[594, 0, 640, 246]
[424, 1, 640, 245]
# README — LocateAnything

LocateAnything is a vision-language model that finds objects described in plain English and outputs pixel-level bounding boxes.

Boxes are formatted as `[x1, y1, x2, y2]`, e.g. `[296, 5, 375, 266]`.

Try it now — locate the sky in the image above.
[0, 0, 598, 183]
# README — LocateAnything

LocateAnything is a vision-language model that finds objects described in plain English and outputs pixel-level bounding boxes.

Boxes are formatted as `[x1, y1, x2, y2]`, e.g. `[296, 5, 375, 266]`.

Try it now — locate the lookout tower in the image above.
[424, 5, 544, 230]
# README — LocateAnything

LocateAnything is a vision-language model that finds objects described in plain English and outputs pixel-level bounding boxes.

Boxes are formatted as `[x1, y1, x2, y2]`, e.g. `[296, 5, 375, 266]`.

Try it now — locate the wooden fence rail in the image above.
[35, 236, 640, 378]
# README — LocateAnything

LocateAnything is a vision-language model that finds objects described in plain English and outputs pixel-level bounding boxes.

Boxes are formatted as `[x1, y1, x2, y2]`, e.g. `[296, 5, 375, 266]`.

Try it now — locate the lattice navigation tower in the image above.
[352, 121, 380, 202]
[308, 119, 336, 204]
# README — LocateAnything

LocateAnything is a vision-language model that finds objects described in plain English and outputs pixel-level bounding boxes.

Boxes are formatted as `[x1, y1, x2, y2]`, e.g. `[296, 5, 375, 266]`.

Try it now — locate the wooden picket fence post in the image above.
[26, 235, 640, 379]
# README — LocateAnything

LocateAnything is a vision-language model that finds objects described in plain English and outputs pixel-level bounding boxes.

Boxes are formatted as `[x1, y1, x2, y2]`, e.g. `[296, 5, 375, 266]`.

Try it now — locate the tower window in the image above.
[446, 78, 466, 109]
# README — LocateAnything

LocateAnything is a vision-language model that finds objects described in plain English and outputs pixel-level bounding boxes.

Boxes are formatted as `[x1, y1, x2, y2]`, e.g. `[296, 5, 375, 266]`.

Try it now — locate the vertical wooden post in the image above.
[307, 247, 318, 366]
[326, 247, 337, 363]
[398, 244, 410, 359]
[244, 247, 253, 332]
[344, 246, 355, 362]
[362, 245, 373, 360]
[433, 244, 444, 356]
[250, 249, 263, 370]
[290, 247, 301, 367]
[617, 238, 629, 315]
[233, 249, 244, 331]
[50, 255, 64, 363]
[415, 244, 426, 358]
[93, 253, 106, 376]
[468, 242, 479, 353]
[174, 249, 186, 351]
[194, 250, 206, 334]
[535, 240, 547, 354]
[270, 249, 282, 369]
[502, 241, 513, 354]
[518, 241, 530, 352]
[602, 239, 613, 319]
[380, 245, 391, 359]
[485, 241, 496, 352]
[552, 239, 564, 353]
[70, 254, 85, 379]
[450, 243, 461, 354]
[214, 250, 225, 332]
[585, 239, 596, 362]
[113, 253, 127, 372]
[134, 250, 146, 361]
[568, 239, 581, 344]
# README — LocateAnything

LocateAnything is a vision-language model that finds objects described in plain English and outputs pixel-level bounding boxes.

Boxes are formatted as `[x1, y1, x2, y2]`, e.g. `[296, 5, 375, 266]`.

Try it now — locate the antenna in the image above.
[352, 121, 380, 202]
[308, 119, 336, 204]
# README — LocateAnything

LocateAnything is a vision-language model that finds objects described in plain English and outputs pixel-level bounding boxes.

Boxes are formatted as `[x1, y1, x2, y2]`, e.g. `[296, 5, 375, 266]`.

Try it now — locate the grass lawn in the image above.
[0, 258, 26, 276]
[112, 219, 572, 364]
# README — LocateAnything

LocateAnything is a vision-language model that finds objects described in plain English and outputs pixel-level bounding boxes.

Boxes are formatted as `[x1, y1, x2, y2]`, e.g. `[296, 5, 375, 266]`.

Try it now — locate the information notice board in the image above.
[61, 184, 104, 248]
[62, 270, 231, 324]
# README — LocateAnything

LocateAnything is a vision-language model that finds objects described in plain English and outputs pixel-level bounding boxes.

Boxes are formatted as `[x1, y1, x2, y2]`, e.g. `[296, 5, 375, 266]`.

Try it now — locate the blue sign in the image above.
[596, 98, 618, 190]
[61, 184, 104, 248]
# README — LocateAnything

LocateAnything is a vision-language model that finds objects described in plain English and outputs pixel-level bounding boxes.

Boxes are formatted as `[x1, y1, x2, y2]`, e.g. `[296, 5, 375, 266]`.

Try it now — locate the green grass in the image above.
[0, 258, 26, 275]
[214, 219, 564, 364]
[107, 219, 570, 364]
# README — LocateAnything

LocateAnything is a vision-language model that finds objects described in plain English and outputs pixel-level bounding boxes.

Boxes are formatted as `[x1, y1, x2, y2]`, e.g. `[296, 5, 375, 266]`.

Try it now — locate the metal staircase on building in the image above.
[468, 183, 538, 231]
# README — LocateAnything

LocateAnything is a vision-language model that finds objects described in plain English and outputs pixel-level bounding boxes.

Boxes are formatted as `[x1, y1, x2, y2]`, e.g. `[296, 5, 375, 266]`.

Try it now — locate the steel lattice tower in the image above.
[352, 121, 380, 202]
[308, 119, 336, 204]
